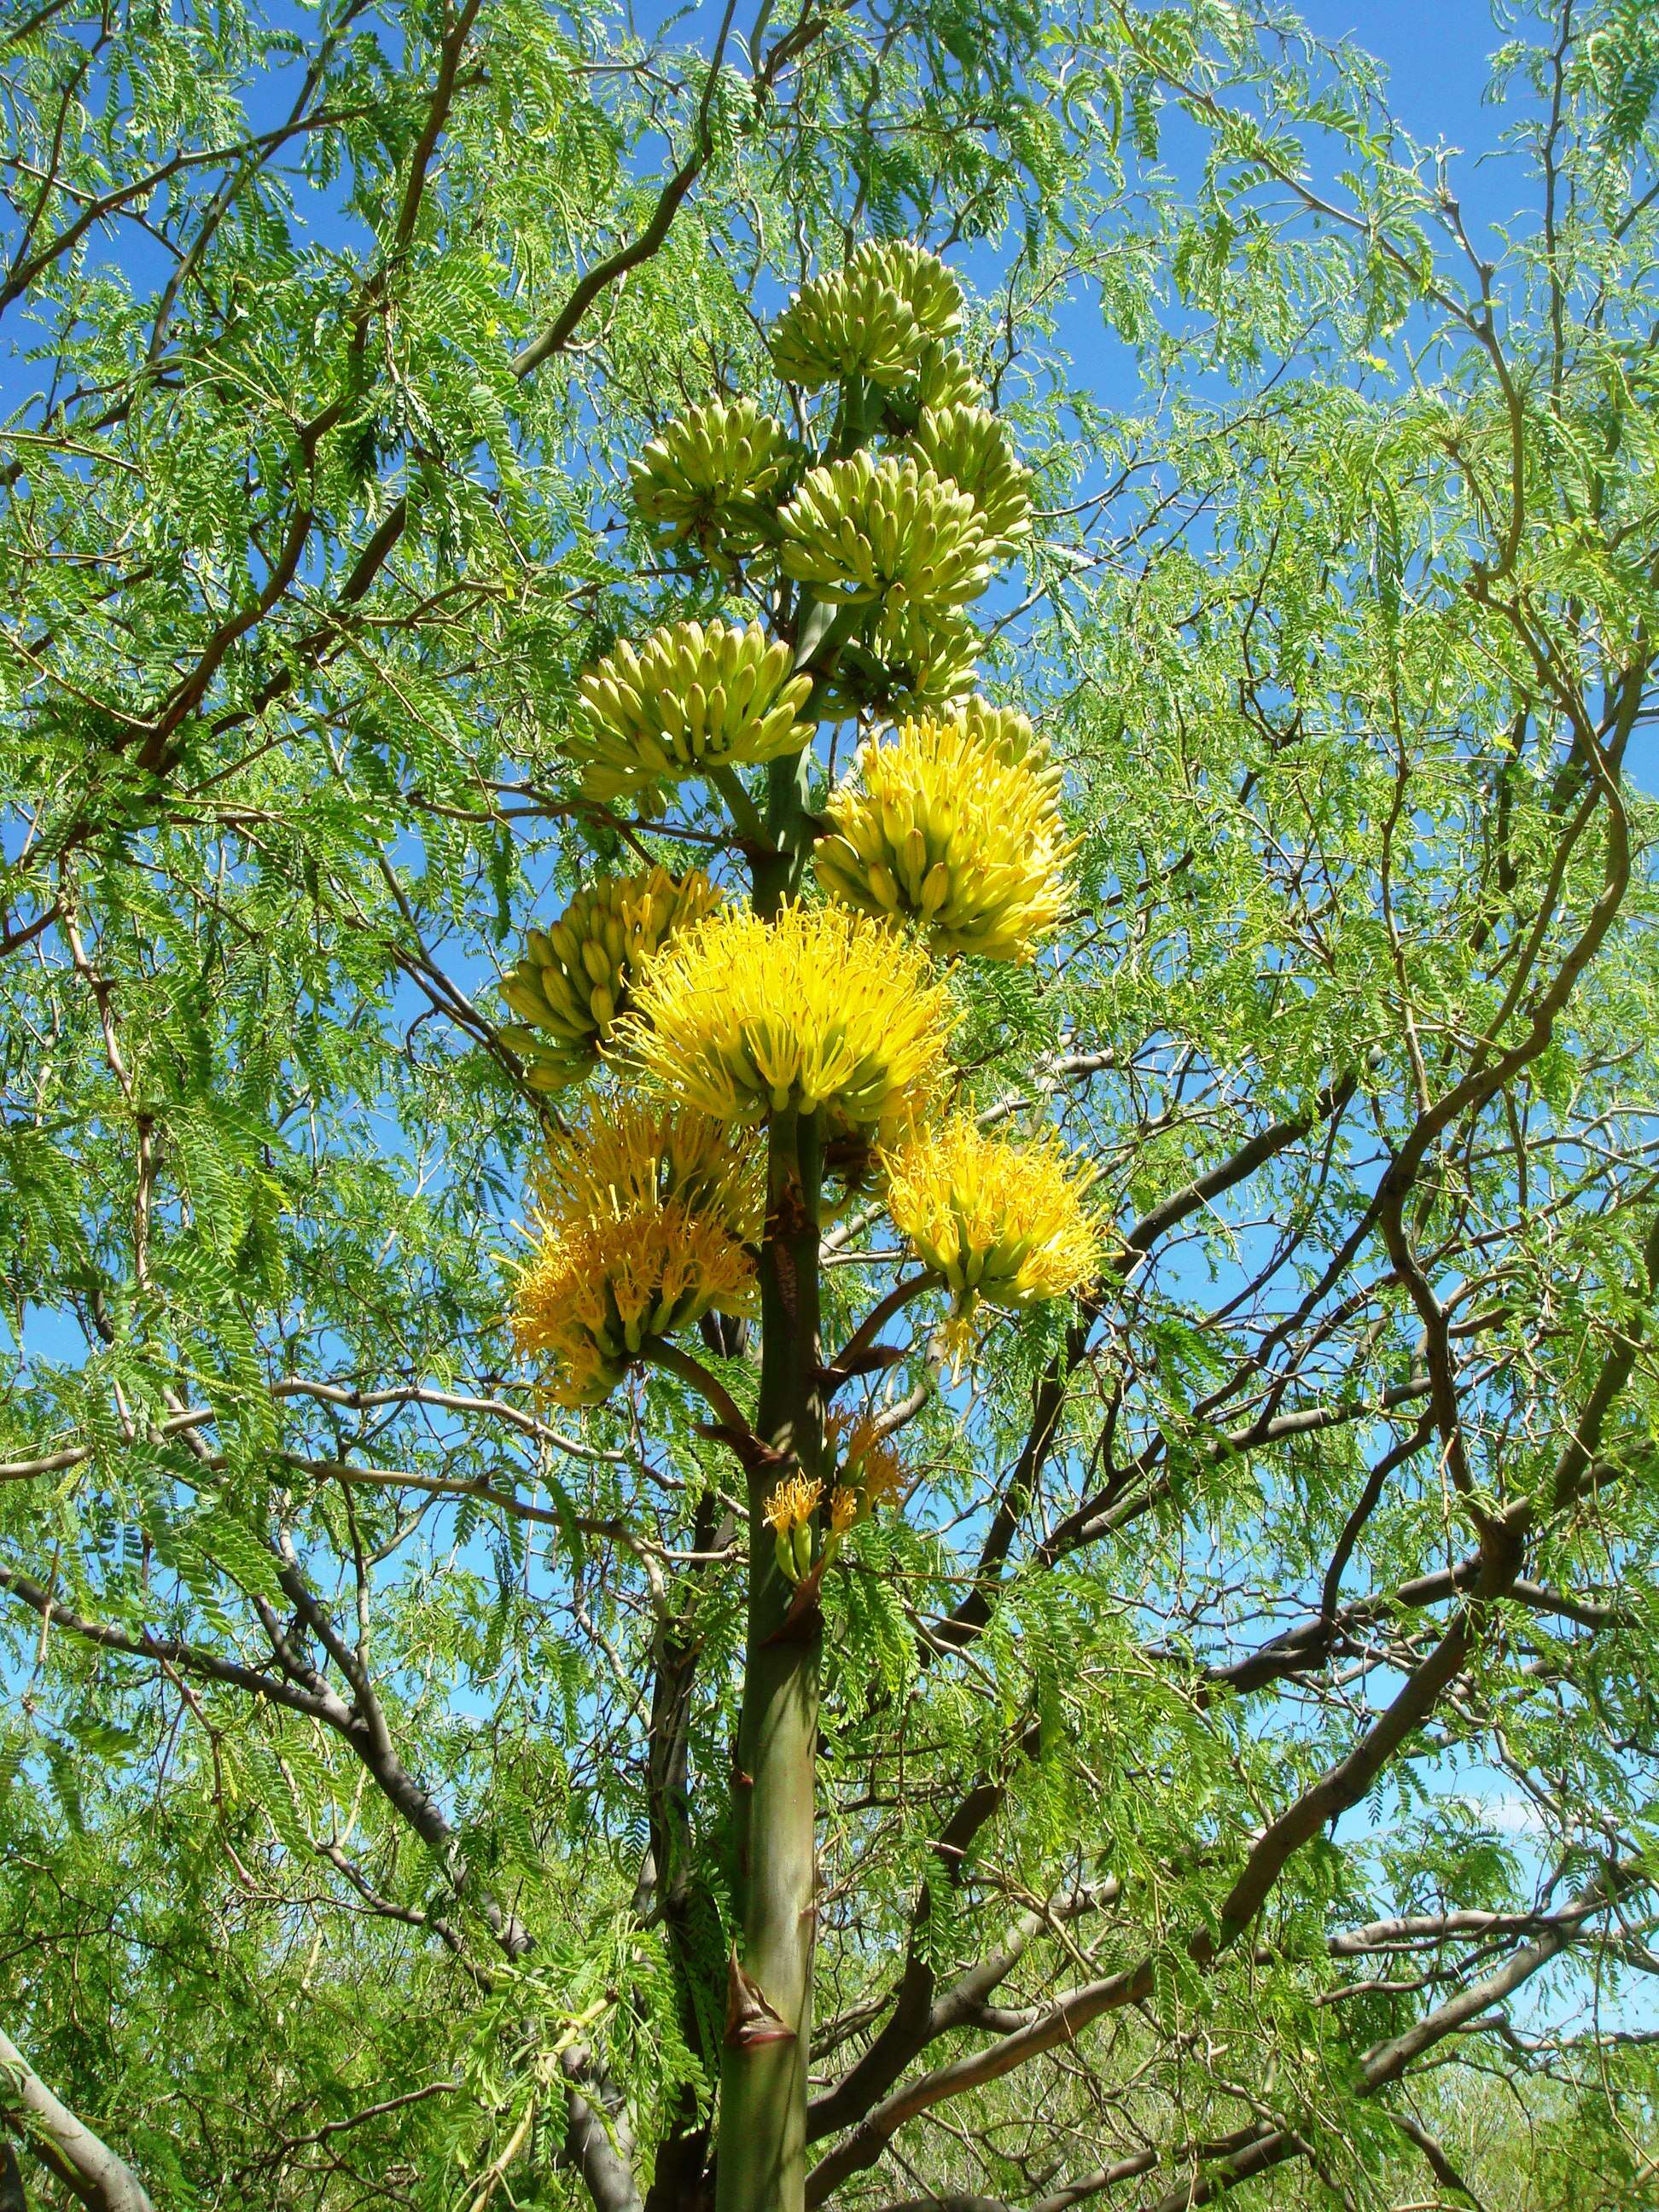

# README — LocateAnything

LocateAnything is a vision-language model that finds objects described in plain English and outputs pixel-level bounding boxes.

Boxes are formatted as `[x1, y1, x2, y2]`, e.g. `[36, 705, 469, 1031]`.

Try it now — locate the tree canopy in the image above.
[3, 0, 1659, 2208]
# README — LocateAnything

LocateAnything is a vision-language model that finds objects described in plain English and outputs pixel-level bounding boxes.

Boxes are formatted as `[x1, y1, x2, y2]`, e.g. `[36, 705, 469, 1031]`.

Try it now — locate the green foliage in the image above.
[3, 1, 1659, 2209]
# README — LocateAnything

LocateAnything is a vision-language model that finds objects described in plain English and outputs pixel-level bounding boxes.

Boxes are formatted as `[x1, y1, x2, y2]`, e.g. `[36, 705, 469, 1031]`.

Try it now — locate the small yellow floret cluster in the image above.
[624, 900, 951, 1133]
[882, 1118, 1101, 1310]
[814, 713, 1071, 961]
[763, 1473, 824, 1535]
[765, 1470, 827, 1585]
[513, 1103, 761, 1406]
[763, 1409, 906, 1585]
[536, 1096, 765, 1233]
[826, 1409, 905, 1512]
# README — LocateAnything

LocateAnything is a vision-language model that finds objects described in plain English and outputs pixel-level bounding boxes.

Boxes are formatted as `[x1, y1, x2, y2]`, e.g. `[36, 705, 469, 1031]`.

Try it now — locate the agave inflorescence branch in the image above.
[501, 238, 1099, 2212]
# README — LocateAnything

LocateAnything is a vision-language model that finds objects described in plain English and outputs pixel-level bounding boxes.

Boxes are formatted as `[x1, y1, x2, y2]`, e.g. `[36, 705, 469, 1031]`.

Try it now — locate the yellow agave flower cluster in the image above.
[514, 1101, 762, 1406]
[500, 866, 722, 1091]
[624, 900, 951, 1133]
[814, 710, 1073, 961]
[508, 241, 1096, 1437]
[883, 1117, 1101, 1310]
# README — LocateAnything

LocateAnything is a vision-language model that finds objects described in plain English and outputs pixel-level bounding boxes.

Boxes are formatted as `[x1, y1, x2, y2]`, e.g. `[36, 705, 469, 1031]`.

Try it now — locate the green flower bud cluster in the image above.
[628, 399, 799, 568]
[826, 602, 981, 718]
[500, 865, 723, 1090]
[911, 337, 982, 411]
[914, 405, 1033, 555]
[874, 336, 986, 438]
[953, 696, 1052, 773]
[571, 620, 814, 803]
[771, 242, 963, 392]
[777, 453, 992, 616]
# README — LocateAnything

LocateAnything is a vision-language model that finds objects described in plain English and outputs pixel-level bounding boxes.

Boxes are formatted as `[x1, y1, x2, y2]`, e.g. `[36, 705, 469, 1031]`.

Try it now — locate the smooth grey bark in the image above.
[0, 2029, 154, 2212]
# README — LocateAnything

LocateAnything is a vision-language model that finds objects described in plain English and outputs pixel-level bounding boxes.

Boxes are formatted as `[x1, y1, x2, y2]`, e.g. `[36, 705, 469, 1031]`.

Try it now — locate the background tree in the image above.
[3, 2, 1659, 2209]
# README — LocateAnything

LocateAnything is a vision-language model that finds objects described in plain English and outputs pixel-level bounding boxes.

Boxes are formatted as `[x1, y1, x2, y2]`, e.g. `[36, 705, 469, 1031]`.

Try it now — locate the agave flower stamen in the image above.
[826, 1409, 905, 1513]
[623, 901, 952, 1134]
[764, 1473, 824, 1535]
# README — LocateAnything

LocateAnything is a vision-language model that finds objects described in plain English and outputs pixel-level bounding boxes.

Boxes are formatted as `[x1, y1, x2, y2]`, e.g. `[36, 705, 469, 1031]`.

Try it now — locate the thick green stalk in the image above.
[717, 1107, 824, 2212]
[717, 760, 824, 2212]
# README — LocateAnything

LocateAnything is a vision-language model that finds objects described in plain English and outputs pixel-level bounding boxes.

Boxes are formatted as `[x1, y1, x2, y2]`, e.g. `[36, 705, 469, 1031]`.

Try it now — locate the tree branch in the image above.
[0, 2025, 154, 2212]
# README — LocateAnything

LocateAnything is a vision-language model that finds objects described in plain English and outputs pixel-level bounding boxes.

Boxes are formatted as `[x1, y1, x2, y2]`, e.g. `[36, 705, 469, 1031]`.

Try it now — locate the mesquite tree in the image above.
[7, 3, 1659, 2209]
[498, 242, 1086, 2212]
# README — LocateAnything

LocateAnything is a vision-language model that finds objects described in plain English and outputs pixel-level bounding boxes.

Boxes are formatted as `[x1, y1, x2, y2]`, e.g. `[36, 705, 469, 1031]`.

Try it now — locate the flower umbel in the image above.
[535, 1096, 765, 1237]
[882, 1118, 1102, 1308]
[623, 900, 952, 1132]
[860, 242, 963, 339]
[770, 244, 959, 393]
[814, 713, 1072, 961]
[500, 867, 723, 1090]
[513, 1103, 761, 1406]
[771, 259, 919, 390]
[629, 399, 798, 566]
[827, 602, 981, 718]
[952, 695, 1045, 766]
[778, 454, 992, 618]
[572, 620, 814, 804]
[913, 405, 1032, 556]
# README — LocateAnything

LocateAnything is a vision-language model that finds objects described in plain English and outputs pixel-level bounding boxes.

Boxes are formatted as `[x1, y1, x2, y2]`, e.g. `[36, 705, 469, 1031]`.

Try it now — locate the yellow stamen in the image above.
[763, 1474, 824, 1535]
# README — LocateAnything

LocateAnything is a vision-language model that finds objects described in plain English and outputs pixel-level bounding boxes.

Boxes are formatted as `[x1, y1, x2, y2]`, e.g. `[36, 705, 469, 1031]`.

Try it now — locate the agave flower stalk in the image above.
[500, 241, 1086, 2212]
[720, 1093, 827, 2212]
